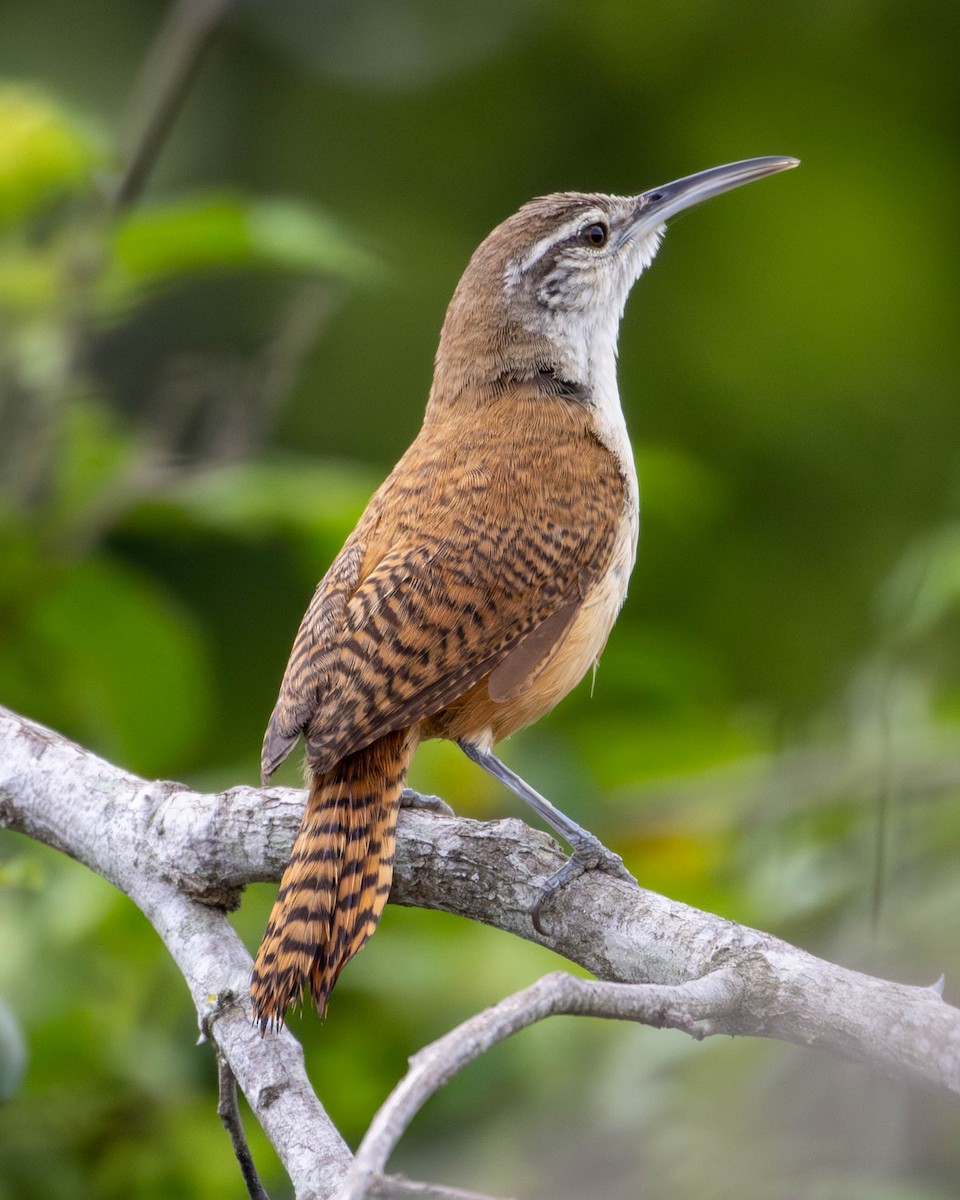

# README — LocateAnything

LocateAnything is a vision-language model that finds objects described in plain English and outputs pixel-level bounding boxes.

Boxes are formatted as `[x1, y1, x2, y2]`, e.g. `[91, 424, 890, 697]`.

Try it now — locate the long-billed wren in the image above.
[252, 155, 798, 1030]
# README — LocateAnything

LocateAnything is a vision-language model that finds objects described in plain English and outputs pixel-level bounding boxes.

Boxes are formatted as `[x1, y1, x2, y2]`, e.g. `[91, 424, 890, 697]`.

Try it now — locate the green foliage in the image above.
[1, 4, 959, 1198]
[0, 85, 102, 227]
[105, 194, 382, 308]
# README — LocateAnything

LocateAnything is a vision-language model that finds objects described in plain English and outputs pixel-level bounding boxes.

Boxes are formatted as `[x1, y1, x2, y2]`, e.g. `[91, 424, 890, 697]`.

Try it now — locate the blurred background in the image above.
[1, 1, 959, 1197]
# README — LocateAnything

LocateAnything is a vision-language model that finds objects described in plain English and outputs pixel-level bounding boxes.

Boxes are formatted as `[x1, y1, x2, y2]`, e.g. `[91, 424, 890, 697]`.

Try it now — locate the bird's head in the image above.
[432, 156, 798, 402]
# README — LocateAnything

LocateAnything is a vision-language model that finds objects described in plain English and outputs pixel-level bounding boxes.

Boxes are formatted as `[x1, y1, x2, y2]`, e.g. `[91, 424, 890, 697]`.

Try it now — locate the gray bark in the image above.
[1, 704, 957, 1200]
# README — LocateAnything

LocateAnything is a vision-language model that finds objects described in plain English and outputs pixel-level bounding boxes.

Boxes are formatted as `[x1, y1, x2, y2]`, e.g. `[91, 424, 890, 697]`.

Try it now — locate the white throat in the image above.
[509, 222, 665, 514]
[554, 299, 632, 467]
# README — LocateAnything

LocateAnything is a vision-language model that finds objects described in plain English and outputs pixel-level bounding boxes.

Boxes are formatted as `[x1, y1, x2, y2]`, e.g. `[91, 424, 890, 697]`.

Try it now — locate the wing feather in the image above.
[262, 387, 627, 779]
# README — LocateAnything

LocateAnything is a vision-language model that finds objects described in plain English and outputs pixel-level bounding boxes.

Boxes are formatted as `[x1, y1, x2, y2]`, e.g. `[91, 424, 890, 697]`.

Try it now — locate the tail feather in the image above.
[251, 729, 415, 1031]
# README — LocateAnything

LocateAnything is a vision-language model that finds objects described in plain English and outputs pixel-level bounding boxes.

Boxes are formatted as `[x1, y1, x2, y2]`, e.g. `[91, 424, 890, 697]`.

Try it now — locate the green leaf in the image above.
[0, 85, 102, 227]
[2, 557, 212, 775]
[48, 398, 139, 533]
[0, 245, 59, 313]
[106, 193, 382, 302]
[125, 455, 375, 545]
[879, 523, 960, 642]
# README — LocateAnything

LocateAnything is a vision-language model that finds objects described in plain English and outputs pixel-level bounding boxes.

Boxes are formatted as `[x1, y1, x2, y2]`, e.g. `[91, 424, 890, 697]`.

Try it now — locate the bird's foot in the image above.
[532, 834, 636, 935]
[400, 787, 455, 817]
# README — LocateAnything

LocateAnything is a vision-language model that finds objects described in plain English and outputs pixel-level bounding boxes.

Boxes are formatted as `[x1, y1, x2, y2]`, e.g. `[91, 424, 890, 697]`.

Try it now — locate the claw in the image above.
[400, 787, 455, 817]
[531, 838, 635, 935]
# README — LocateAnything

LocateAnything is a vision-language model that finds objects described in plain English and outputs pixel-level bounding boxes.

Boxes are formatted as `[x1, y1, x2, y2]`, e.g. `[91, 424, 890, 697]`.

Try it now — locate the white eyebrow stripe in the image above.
[518, 210, 604, 272]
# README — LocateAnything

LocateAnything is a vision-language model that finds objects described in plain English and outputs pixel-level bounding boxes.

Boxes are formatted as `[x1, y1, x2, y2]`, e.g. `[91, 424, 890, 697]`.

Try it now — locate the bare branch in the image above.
[0, 706, 351, 1199]
[367, 1176, 508, 1195]
[213, 1044, 271, 1200]
[111, 0, 236, 213]
[368, 1176, 513, 1200]
[340, 968, 741, 1199]
[128, 749, 960, 1099]
[2, 704, 959, 1199]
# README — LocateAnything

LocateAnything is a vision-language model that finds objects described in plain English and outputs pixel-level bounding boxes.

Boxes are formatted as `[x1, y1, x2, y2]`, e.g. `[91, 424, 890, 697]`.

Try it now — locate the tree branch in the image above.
[111, 0, 236, 213]
[1, 704, 958, 1200]
[212, 1044, 270, 1200]
[134, 734, 960, 1096]
[0, 706, 351, 1198]
[340, 967, 740, 1200]
[367, 1177, 513, 1200]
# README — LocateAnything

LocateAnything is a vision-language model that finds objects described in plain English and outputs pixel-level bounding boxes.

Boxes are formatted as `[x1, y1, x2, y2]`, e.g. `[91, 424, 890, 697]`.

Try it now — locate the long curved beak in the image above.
[630, 156, 799, 238]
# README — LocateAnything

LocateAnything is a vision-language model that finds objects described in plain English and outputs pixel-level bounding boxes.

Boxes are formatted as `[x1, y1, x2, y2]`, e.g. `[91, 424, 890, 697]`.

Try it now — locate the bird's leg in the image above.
[458, 741, 636, 932]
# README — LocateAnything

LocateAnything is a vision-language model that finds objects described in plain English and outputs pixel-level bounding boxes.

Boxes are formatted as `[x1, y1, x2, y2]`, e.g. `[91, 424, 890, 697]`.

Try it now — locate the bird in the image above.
[251, 155, 798, 1031]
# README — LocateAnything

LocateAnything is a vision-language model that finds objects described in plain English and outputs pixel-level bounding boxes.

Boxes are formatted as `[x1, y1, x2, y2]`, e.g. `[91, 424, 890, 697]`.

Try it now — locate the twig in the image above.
[368, 1176, 514, 1200]
[215, 1040, 271, 1200]
[111, 0, 236, 213]
[338, 968, 741, 1200]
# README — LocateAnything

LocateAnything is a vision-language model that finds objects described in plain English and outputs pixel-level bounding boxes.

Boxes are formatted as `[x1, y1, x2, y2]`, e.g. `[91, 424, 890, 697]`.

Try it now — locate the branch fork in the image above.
[1, 706, 958, 1200]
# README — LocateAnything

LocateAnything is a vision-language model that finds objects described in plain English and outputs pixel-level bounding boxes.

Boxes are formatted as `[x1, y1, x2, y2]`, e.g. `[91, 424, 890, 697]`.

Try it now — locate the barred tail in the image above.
[251, 728, 415, 1031]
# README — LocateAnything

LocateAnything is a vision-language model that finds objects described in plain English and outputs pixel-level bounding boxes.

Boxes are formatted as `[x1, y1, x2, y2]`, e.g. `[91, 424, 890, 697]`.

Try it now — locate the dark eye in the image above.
[580, 222, 609, 248]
